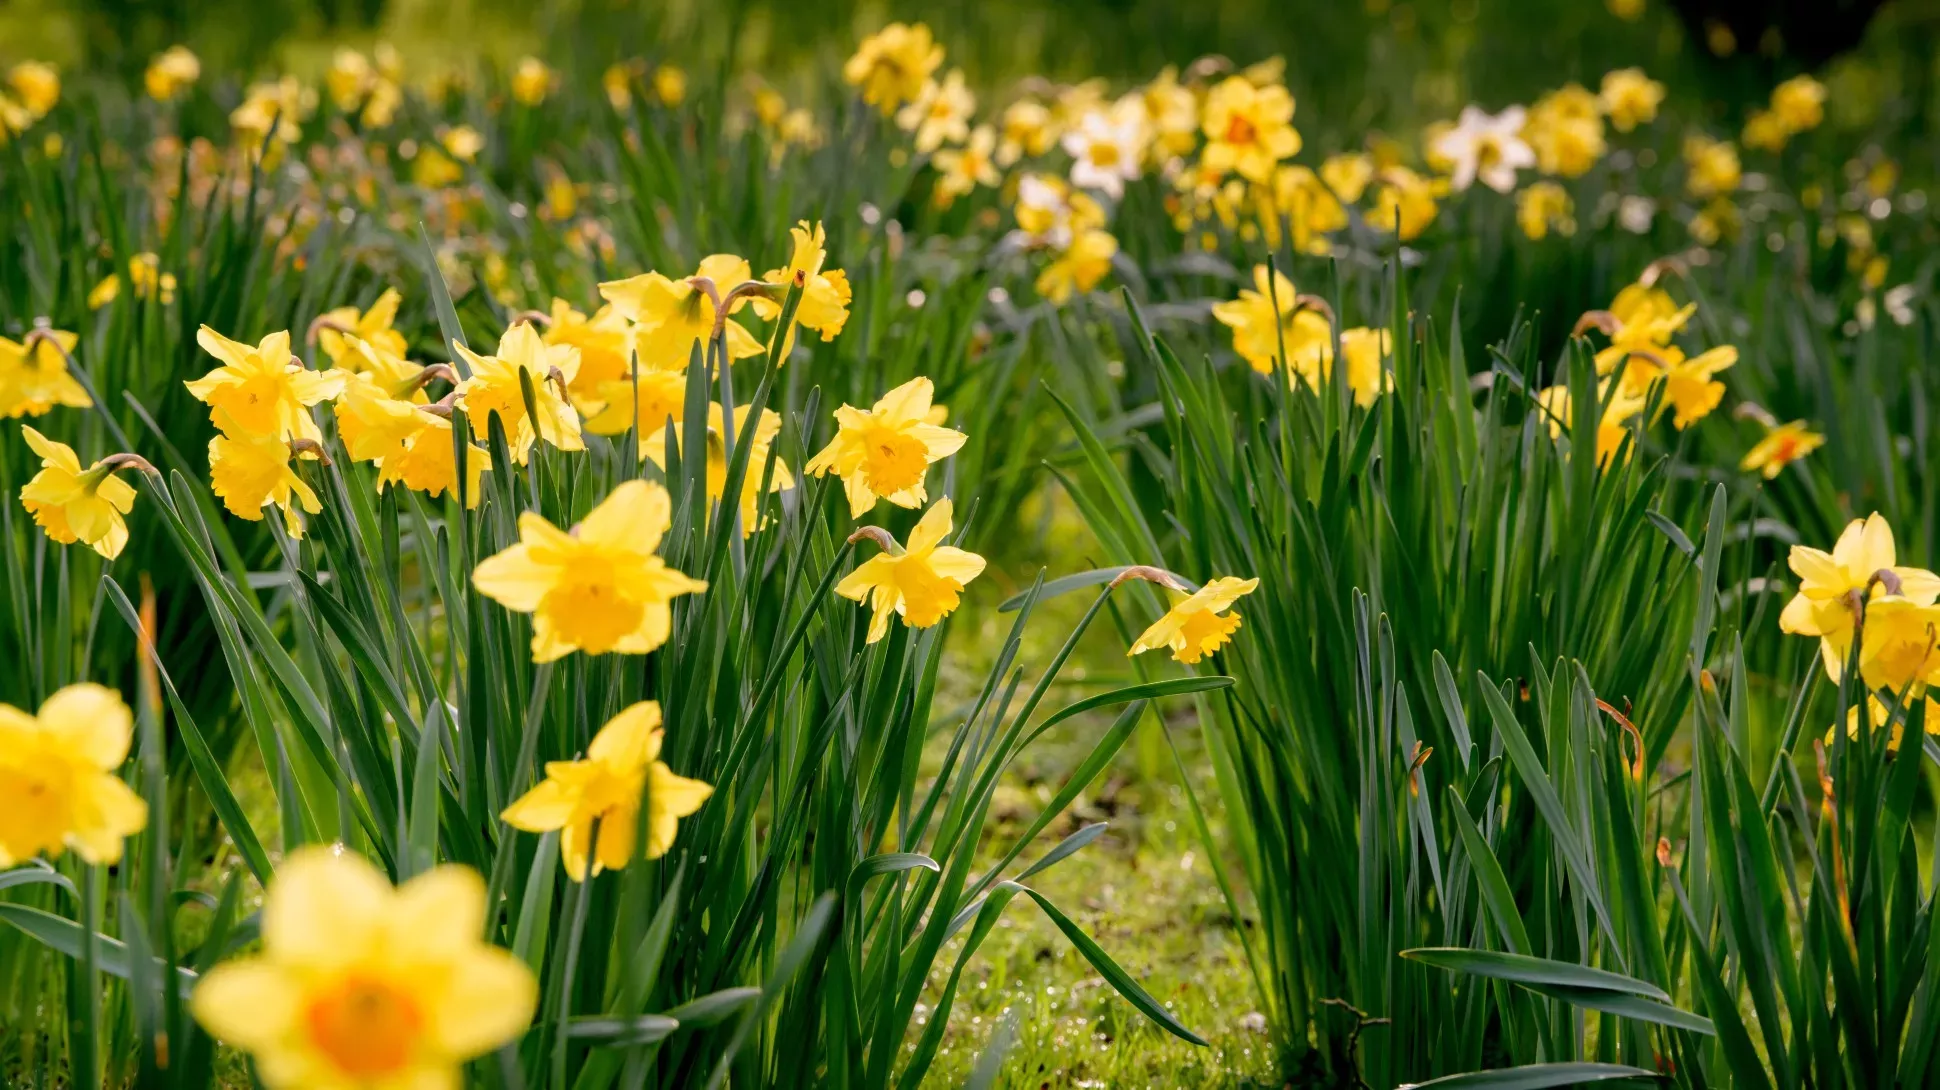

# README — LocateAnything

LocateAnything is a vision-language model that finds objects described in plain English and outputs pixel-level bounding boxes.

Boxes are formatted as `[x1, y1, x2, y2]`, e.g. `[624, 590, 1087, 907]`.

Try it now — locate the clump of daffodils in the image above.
[1780, 514, 1940, 718]
[1212, 264, 1392, 407]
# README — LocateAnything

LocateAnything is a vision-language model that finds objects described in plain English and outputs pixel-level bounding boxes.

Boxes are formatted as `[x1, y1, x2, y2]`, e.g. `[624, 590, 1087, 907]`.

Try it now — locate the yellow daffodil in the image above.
[87, 253, 176, 310]
[1535, 382, 1647, 468]
[501, 701, 712, 880]
[191, 847, 536, 1090]
[1142, 67, 1200, 159]
[0, 683, 146, 865]
[1369, 166, 1441, 240]
[7, 63, 60, 119]
[1598, 68, 1665, 132]
[0, 329, 91, 418]
[1320, 152, 1375, 204]
[897, 69, 975, 154]
[752, 222, 853, 349]
[1516, 181, 1574, 240]
[145, 46, 201, 102]
[333, 370, 427, 465]
[1857, 597, 1940, 695]
[1683, 133, 1741, 198]
[473, 480, 705, 661]
[1262, 165, 1347, 255]
[837, 498, 985, 642]
[511, 56, 553, 106]
[441, 124, 484, 162]
[933, 125, 1001, 206]
[1130, 576, 1260, 664]
[1741, 419, 1824, 478]
[376, 411, 488, 507]
[653, 64, 687, 107]
[1780, 513, 1940, 678]
[1035, 228, 1118, 304]
[806, 377, 966, 517]
[997, 98, 1057, 166]
[1742, 109, 1789, 153]
[208, 428, 324, 538]
[1770, 75, 1826, 134]
[1011, 173, 1106, 248]
[19, 427, 141, 560]
[604, 62, 639, 110]
[584, 369, 688, 446]
[231, 77, 307, 150]
[187, 327, 344, 442]
[1212, 265, 1332, 376]
[454, 322, 584, 465]
[1062, 104, 1147, 198]
[316, 288, 408, 369]
[1825, 695, 1940, 753]
[600, 255, 766, 370]
[1200, 76, 1301, 184]
[1334, 328, 1394, 408]
[844, 22, 945, 116]
[543, 299, 633, 401]
[643, 404, 793, 534]
[1657, 345, 1737, 429]
[1523, 84, 1606, 178]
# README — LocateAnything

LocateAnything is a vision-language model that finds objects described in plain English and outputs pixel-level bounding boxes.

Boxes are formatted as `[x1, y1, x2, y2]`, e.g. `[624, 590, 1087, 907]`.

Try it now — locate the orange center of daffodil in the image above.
[1224, 115, 1257, 146]
[860, 425, 930, 496]
[304, 973, 423, 1078]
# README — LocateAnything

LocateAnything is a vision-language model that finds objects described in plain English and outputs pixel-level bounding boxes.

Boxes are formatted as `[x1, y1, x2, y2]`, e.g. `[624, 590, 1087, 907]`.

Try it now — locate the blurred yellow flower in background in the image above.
[0, 683, 146, 866]
[1035, 228, 1118, 303]
[192, 848, 536, 1089]
[1598, 68, 1664, 132]
[144, 46, 200, 102]
[845, 22, 945, 116]
[898, 69, 975, 154]
[473, 479, 706, 661]
[511, 56, 554, 106]
[7, 62, 60, 119]
[1740, 419, 1824, 478]
[501, 700, 713, 880]
[0, 329, 91, 418]
[934, 125, 1001, 206]
[1200, 75, 1300, 184]
[1516, 181, 1574, 240]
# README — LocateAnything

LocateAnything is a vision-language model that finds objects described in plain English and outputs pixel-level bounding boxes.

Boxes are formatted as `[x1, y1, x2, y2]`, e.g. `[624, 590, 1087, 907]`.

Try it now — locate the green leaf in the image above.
[1009, 882, 1206, 1045]
[659, 986, 762, 1027]
[0, 904, 198, 998]
[997, 567, 1197, 612]
[1398, 1062, 1658, 1088]
[1400, 948, 1673, 1002]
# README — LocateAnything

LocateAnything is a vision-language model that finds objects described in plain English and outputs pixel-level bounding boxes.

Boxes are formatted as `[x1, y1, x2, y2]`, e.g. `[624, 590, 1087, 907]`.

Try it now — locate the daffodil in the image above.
[933, 125, 1001, 206]
[1780, 513, 1940, 678]
[442, 124, 484, 162]
[0, 328, 91, 418]
[1212, 265, 1333, 376]
[371, 410, 487, 507]
[1857, 598, 1940, 694]
[1535, 382, 1647, 468]
[0, 683, 146, 865]
[1200, 76, 1300, 184]
[1432, 105, 1535, 193]
[1320, 152, 1375, 204]
[1257, 165, 1346, 255]
[1062, 107, 1146, 198]
[1368, 167, 1441, 240]
[511, 56, 553, 106]
[1334, 328, 1394, 408]
[1825, 695, 1940, 753]
[653, 65, 687, 107]
[87, 254, 176, 310]
[144, 46, 201, 102]
[316, 288, 408, 369]
[1129, 576, 1260, 664]
[844, 22, 945, 116]
[583, 369, 688, 447]
[191, 847, 537, 1090]
[501, 701, 712, 880]
[751, 222, 852, 349]
[543, 299, 633, 401]
[208, 428, 325, 538]
[1741, 419, 1824, 478]
[333, 370, 428, 465]
[837, 498, 986, 642]
[454, 322, 584, 465]
[1523, 85, 1606, 178]
[1742, 109, 1789, 153]
[187, 327, 344, 442]
[1656, 346, 1737, 429]
[7, 63, 60, 119]
[1770, 75, 1826, 134]
[1141, 67, 1200, 159]
[806, 377, 966, 517]
[1010, 173, 1106, 249]
[1035, 228, 1118, 304]
[473, 480, 705, 661]
[997, 98, 1057, 166]
[1516, 181, 1574, 240]
[643, 404, 793, 534]
[230, 76, 307, 151]
[1597, 68, 1664, 132]
[19, 427, 141, 560]
[1683, 133, 1741, 198]
[897, 69, 975, 154]
[600, 255, 765, 370]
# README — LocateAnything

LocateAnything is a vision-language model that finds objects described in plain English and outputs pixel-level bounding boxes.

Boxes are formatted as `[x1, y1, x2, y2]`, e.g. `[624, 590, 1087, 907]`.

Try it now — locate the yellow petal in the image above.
[66, 774, 148, 863]
[501, 777, 578, 832]
[576, 479, 669, 554]
[263, 846, 391, 968]
[904, 498, 955, 556]
[38, 683, 133, 768]
[472, 544, 555, 612]
[429, 946, 538, 1058]
[588, 702, 662, 766]
[392, 865, 487, 957]
[191, 959, 299, 1050]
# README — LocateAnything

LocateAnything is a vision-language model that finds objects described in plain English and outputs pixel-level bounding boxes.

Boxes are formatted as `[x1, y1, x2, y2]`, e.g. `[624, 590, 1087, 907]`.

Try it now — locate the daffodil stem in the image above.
[552, 856, 594, 1090]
